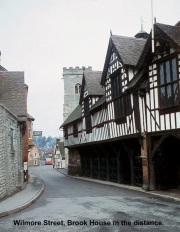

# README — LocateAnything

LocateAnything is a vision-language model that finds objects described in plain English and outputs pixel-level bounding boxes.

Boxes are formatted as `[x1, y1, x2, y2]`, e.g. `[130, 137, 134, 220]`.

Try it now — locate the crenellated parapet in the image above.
[63, 66, 92, 75]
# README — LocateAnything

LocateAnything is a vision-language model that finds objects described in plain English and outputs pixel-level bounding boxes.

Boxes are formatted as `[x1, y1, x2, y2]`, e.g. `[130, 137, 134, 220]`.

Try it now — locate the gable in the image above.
[101, 38, 122, 86]
[108, 49, 123, 76]
[156, 23, 180, 48]
[79, 74, 86, 104]
[137, 22, 180, 69]
[101, 35, 146, 85]
[80, 70, 104, 104]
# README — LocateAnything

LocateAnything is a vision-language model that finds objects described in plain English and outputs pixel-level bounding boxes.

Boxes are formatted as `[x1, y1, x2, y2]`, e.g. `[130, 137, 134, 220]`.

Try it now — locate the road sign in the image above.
[33, 131, 42, 136]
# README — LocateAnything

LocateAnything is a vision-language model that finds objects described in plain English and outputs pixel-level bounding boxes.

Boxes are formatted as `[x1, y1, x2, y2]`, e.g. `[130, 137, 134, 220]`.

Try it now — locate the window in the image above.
[73, 123, 78, 137]
[113, 94, 132, 119]
[158, 57, 179, 112]
[111, 72, 122, 99]
[85, 115, 92, 133]
[111, 70, 132, 121]
[64, 127, 68, 139]
[75, 83, 81, 94]
[84, 98, 89, 116]
[84, 97, 92, 133]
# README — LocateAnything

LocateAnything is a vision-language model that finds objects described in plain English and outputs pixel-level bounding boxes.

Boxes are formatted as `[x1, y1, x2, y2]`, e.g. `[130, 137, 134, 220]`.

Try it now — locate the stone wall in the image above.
[0, 104, 23, 199]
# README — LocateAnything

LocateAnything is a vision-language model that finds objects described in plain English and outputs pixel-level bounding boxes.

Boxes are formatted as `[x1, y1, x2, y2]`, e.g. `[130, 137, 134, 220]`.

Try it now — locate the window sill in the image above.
[114, 117, 126, 124]
[96, 123, 104, 128]
[86, 129, 92, 134]
[159, 105, 180, 115]
[11, 149, 15, 154]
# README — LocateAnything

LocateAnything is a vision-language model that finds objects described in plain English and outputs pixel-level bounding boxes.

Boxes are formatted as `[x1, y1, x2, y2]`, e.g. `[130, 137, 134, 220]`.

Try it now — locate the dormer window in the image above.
[158, 56, 179, 113]
[75, 83, 81, 94]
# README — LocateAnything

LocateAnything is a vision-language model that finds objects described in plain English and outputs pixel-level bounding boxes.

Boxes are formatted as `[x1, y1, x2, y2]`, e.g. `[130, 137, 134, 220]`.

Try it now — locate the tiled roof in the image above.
[156, 23, 180, 47]
[84, 70, 104, 95]
[174, 20, 180, 26]
[0, 65, 7, 71]
[0, 72, 26, 119]
[27, 113, 35, 121]
[137, 21, 180, 68]
[90, 95, 106, 112]
[175, 21, 180, 26]
[60, 105, 82, 127]
[111, 35, 147, 66]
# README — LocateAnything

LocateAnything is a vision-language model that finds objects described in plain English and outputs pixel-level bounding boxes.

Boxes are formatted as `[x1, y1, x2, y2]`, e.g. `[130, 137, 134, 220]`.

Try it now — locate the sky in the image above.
[0, 0, 179, 137]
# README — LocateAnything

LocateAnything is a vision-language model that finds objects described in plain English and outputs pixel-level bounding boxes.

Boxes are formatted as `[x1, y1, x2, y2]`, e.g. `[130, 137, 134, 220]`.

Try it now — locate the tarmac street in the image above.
[0, 161, 180, 232]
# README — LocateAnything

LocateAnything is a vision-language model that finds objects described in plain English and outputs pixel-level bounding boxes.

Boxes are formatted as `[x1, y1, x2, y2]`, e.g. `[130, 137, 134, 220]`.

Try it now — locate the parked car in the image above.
[45, 158, 52, 165]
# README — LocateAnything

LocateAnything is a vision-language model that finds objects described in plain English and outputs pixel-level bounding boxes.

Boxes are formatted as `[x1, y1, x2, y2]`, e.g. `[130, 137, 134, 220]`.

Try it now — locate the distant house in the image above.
[0, 66, 29, 199]
[28, 144, 40, 166]
[27, 114, 40, 166]
[53, 138, 66, 168]
[28, 113, 35, 147]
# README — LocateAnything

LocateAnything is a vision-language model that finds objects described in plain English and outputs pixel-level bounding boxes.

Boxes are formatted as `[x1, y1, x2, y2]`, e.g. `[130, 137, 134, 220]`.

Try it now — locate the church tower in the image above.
[62, 66, 92, 121]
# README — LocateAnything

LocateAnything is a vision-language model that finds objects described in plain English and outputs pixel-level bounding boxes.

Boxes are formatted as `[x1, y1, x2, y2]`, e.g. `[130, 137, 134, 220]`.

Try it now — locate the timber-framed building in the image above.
[60, 21, 180, 191]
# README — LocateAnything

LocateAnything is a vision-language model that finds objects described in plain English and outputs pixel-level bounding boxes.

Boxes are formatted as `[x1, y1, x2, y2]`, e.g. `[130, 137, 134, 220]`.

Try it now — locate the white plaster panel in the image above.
[165, 114, 170, 130]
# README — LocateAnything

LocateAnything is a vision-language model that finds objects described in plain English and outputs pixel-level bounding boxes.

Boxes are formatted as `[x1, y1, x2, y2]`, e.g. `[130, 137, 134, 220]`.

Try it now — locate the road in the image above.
[0, 161, 180, 232]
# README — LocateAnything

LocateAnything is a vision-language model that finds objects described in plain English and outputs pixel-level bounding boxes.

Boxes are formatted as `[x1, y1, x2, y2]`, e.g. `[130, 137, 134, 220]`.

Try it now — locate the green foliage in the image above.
[33, 136, 57, 149]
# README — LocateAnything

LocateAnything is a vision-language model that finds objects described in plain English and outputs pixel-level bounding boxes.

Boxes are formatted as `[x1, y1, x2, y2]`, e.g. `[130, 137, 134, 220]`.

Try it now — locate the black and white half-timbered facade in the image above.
[60, 21, 180, 191]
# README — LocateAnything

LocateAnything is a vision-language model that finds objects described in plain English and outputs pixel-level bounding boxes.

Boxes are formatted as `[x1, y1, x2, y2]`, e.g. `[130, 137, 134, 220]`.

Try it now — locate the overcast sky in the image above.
[0, 0, 179, 137]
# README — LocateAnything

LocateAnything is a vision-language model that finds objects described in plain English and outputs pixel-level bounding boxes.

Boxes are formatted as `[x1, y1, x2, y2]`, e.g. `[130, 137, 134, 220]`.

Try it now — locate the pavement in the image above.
[0, 168, 179, 218]
[0, 174, 44, 218]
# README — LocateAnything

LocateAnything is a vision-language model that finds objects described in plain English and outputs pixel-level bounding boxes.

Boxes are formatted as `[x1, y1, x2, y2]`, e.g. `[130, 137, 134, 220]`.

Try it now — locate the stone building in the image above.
[0, 68, 28, 199]
[0, 104, 22, 198]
